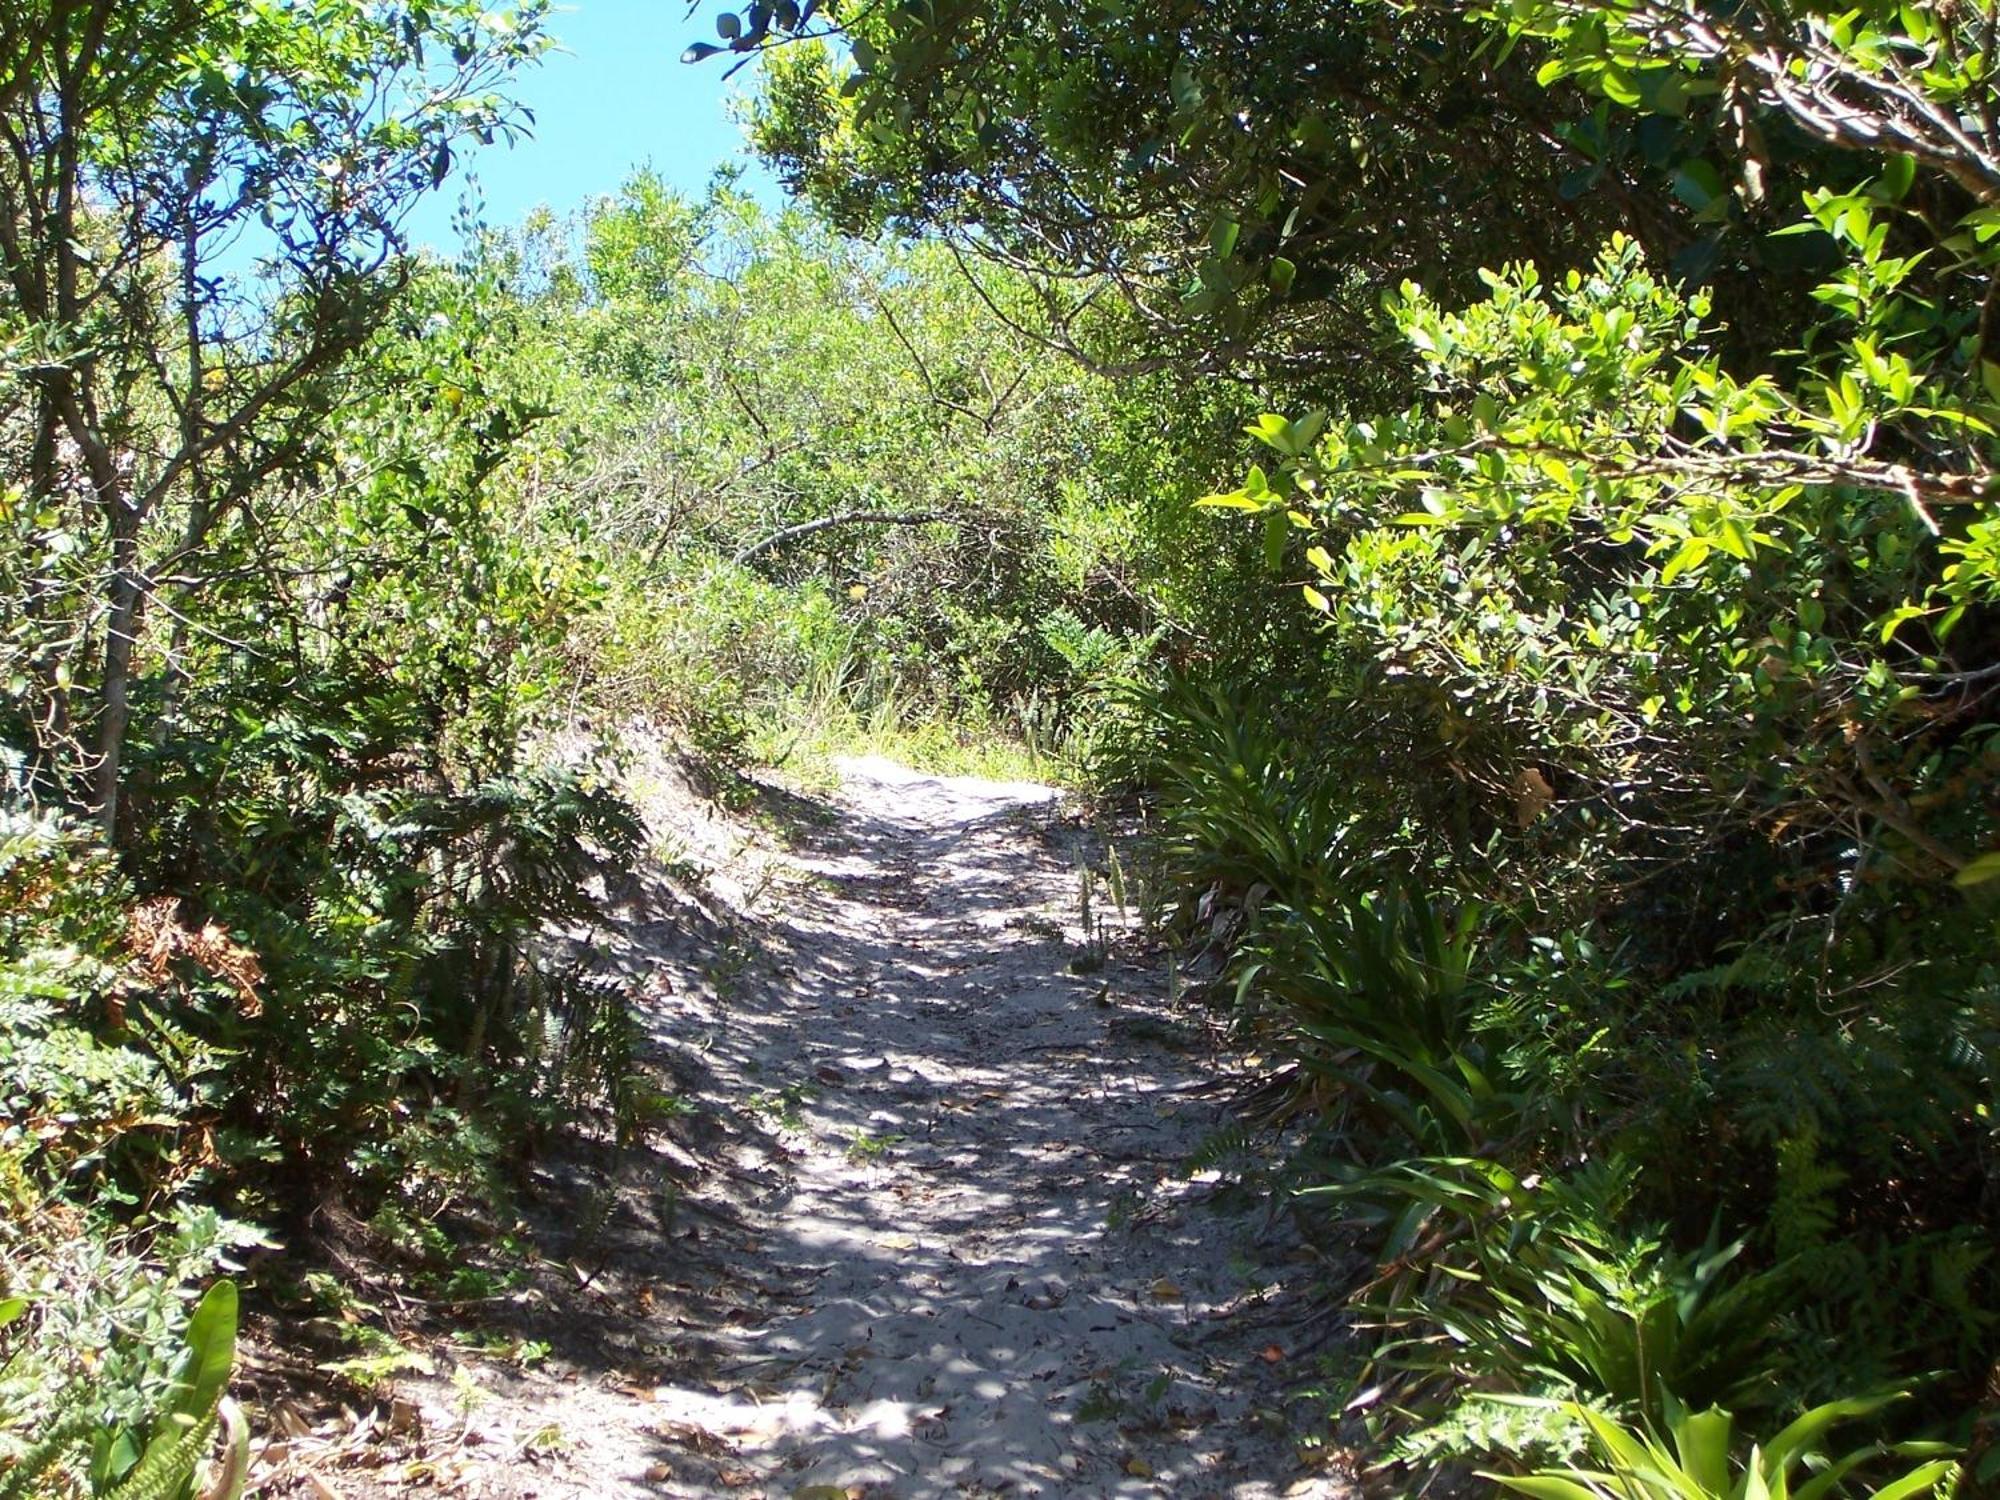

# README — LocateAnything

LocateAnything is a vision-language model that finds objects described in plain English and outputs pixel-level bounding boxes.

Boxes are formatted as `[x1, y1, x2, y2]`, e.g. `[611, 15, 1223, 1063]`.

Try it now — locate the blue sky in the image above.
[404, 0, 782, 250]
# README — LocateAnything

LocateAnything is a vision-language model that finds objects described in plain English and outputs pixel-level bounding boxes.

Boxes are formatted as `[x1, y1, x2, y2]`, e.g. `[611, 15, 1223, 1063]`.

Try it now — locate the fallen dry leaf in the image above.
[1148, 1278, 1182, 1302]
[655, 1420, 735, 1457]
[1125, 1456, 1155, 1478]
[1261, 1344, 1285, 1364]
[1514, 766, 1555, 828]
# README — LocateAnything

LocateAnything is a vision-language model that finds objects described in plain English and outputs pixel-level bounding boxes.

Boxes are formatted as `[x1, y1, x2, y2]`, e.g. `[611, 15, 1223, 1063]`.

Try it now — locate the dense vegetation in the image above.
[743, 0, 2000, 1486]
[3, 0, 1997, 1494]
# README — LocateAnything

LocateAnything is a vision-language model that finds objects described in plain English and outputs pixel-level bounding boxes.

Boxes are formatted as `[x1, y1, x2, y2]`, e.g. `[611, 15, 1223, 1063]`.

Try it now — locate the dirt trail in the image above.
[340, 757, 1348, 1499]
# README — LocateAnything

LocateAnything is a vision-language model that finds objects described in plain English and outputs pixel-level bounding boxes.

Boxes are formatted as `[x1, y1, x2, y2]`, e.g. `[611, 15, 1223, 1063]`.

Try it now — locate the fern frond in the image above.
[1186, 1122, 1258, 1174]
[0, 1397, 96, 1500]
[104, 1407, 218, 1500]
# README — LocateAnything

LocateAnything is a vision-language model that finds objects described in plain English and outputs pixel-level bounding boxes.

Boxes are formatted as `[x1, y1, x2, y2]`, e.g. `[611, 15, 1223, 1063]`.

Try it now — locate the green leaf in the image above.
[1867, 1460, 1962, 1500]
[1599, 66, 1642, 106]
[1796, 1450, 1893, 1500]
[1246, 414, 1293, 452]
[90, 1427, 144, 1490]
[1877, 603, 1927, 643]
[1954, 851, 2000, 888]
[1879, 153, 1917, 202]
[1484, 1474, 1609, 1500]
[1744, 1449, 1774, 1500]
[1672, 158, 1725, 211]
[1575, 1404, 1669, 1478]
[1262, 512, 1287, 572]
[1672, 1406, 1734, 1495]
[1765, 1395, 1901, 1473]
[1269, 256, 1297, 294]
[1980, 359, 2000, 405]
[172, 1281, 239, 1421]
[1660, 538, 1711, 583]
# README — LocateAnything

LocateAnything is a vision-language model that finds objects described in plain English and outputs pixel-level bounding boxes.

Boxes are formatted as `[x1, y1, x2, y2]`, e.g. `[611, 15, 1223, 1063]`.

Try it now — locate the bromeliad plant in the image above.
[1111, 672, 1372, 918]
[1322, 1155, 1796, 1469]
[1241, 882, 1511, 1154]
[1488, 1392, 1961, 1500]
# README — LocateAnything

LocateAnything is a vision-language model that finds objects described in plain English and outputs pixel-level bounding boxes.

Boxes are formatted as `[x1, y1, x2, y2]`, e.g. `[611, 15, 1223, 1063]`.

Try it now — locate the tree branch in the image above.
[731, 509, 959, 566]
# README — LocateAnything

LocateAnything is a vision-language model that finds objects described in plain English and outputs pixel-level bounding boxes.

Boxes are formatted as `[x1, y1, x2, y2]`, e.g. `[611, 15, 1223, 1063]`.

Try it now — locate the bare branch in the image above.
[731, 509, 959, 566]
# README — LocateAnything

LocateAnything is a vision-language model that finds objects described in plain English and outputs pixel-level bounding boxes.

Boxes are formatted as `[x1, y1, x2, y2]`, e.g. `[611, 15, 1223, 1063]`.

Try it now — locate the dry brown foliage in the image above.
[125, 895, 266, 1017]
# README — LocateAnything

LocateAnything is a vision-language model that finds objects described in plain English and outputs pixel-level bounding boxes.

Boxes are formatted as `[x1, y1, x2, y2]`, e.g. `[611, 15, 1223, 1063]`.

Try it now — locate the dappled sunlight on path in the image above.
[389, 754, 1348, 1499]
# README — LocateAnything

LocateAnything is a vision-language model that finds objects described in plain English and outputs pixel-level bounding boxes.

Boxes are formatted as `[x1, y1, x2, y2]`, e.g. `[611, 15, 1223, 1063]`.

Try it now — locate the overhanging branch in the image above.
[731, 509, 959, 566]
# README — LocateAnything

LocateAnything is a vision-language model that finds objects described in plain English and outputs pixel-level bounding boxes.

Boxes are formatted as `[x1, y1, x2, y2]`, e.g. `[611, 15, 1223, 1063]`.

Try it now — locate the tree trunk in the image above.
[94, 501, 145, 843]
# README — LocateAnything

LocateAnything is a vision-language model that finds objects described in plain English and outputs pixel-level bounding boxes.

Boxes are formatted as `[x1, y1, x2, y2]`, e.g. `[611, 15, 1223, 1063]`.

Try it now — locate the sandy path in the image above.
[346, 757, 1346, 1498]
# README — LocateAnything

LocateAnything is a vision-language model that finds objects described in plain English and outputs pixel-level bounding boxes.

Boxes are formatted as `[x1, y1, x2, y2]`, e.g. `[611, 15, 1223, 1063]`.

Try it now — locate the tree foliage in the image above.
[0, 0, 549, 836]
[744, 0, 1873, 382]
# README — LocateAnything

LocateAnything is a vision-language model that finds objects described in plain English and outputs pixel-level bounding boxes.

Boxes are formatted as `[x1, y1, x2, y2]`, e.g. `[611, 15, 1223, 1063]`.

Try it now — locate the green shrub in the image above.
[1490, 1393, 1960, 1500]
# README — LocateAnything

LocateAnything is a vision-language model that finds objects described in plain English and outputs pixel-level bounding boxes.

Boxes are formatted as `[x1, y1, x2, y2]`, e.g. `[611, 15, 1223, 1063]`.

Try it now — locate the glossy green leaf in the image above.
[1953, 851, 2000, 888]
